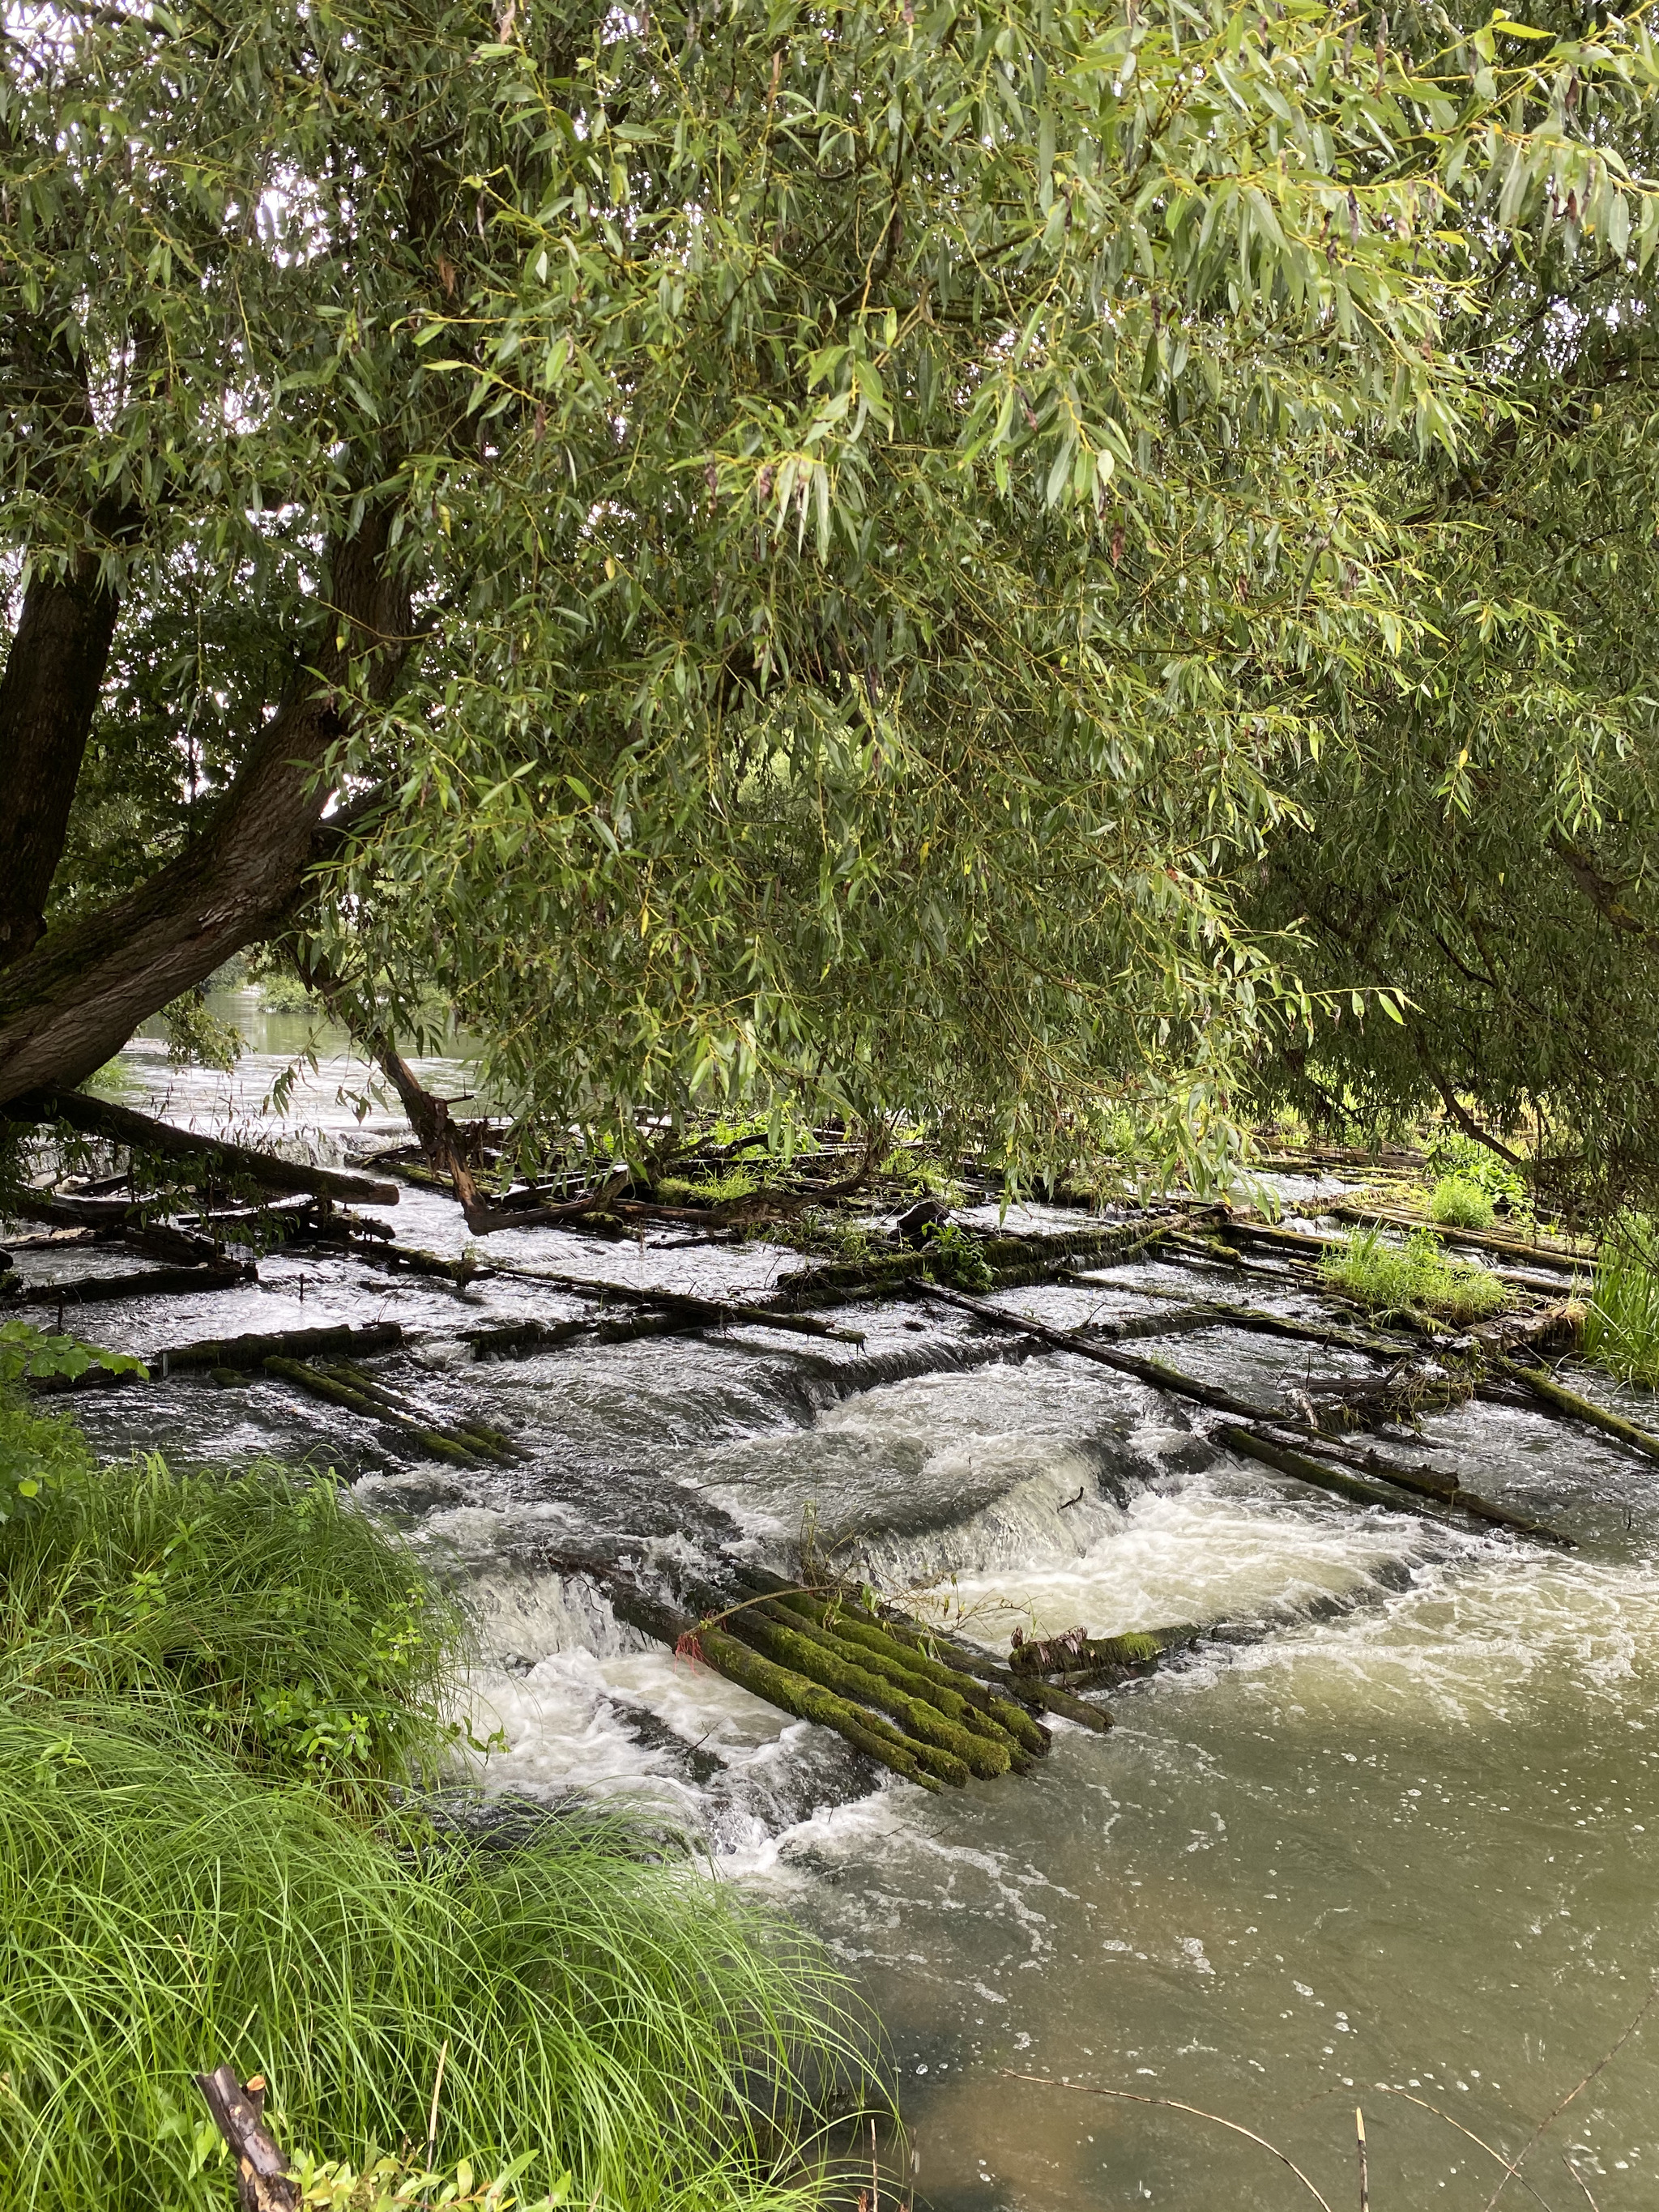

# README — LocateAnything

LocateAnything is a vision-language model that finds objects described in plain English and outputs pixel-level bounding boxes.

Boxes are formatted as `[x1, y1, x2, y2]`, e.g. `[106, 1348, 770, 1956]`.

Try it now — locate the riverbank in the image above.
[0, 1379, 878, 2212]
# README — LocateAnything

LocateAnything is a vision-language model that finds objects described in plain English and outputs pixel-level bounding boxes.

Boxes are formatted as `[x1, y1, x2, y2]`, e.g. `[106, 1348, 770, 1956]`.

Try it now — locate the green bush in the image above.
[0, 1447, 465, 1806]
[1427, 1175, 1495, 1230]
[1584, 1215, 1659, 1390]
[1424, 1133, 1532, 1217]
[1321, 1227, 1508, 1324]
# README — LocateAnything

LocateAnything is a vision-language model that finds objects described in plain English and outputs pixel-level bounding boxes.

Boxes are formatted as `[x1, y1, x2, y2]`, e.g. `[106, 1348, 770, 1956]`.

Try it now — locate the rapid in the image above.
[20, 991, 1659, 2212]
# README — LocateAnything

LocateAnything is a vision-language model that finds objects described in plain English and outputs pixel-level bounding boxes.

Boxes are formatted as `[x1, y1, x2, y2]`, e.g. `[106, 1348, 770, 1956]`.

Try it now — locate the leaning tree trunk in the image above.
[0, 512, 410, 1108]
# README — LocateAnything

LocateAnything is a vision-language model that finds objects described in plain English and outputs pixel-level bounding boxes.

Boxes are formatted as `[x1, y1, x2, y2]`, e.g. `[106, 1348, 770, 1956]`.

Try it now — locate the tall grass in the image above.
[1428, 1175, 1495, 1230]
[1584, 1216, 1659, 1390]
[0, 1445, 464, 1805]
[0, 1407, 879, 2212]
[1321, 1227, 1509, 1325]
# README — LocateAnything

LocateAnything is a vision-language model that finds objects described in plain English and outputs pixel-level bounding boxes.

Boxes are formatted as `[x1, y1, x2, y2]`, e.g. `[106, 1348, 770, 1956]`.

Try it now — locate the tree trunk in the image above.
[0, 559, 122, 960]
[0, 513, 410, 1107]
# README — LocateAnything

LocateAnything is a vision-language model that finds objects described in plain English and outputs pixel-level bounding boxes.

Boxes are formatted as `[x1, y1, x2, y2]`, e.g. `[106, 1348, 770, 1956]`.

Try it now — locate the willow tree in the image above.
[1, 0, 1650, 1187]
[1246, 7, 1659, 1211]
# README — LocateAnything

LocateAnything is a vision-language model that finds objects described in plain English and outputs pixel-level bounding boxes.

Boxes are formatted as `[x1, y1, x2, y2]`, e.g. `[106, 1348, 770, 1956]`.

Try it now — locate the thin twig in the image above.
[1357, 2089, 1552, 2212]
[1000, 2071, 1334, 2212]
[1482, 1982, 1657, 2211]
[1563, 2155, 1601, 2210]
[1355, 2107, 1368, 2212]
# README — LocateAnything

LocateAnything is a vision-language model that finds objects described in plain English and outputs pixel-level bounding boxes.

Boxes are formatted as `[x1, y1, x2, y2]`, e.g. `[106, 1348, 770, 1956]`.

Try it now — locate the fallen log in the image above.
[22, 1089, 401, 1207]
[748, 1582, 1052, 1758]
[1009, 1622, 1201, 1679]
[600, 1575, 949, 1792]
[1493, 1357, 1659, 1468]
[261, 1357, 488, 1465]
[921, 1280, 1576, 1545]
[714, 1602, 1011, 1779]
[9, 1259, 256, 1305]
[916, 1279, 1269, 1418]
[483, 1264, 866, 1344]
[28, 1319, 404, 1392]
[815, 1595, 1115, 1733]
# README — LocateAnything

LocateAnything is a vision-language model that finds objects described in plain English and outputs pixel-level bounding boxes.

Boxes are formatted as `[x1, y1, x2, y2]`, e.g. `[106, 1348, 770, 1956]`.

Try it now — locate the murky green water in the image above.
[19, 995, 1659, 2212]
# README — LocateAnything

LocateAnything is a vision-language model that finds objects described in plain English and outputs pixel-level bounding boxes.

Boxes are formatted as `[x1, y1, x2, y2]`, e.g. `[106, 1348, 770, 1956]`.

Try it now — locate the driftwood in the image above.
[194, 2065, 299, 2212]
[6, 1259, 255, 1305]
[28, 1319, 404, 1392]
[23, 1088, 400, 1207]
[1219, 1424, 1576, 1547]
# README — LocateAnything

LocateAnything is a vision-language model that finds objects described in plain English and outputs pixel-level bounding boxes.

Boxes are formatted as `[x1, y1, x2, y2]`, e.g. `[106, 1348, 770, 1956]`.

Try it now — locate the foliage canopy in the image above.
[2, 0, 1658, 1188]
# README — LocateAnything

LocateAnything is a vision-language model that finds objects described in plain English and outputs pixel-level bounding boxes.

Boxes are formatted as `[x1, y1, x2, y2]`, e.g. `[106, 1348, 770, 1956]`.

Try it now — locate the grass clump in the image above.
[654, 1162, 761, 1208]
[0, 1443, 465, 1806]
[1428, 1175, 1495, 1230]
[1584, 1214, 1659, 1390]
[1321, 1227, 1509, 1325]
[0, 1395, 877, 2212]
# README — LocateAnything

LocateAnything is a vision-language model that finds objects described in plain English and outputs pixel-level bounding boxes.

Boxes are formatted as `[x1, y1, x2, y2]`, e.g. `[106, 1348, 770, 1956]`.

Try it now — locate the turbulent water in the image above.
[18, 995, 1659, 2211]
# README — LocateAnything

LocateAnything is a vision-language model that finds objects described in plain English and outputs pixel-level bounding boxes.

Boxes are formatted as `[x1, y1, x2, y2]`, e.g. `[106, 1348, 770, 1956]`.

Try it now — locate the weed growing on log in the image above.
[0, 1404, 877, 2212]
[1584, 1216, 1659, 1390]
[1429, 1175, 1495, 1230]
[1321, 1228, 1508, 1325]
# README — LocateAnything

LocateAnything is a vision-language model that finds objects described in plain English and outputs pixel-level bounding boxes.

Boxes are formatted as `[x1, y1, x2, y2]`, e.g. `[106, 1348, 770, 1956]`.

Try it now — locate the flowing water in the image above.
[15, 995, 1659, 2211]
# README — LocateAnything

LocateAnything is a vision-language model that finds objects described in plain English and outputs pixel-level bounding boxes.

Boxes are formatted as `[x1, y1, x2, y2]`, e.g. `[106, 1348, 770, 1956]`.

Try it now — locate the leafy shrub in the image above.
[919, 1221, 995, 1292]
[1321, 1227, 1508, 1324]
[1584, 1214, 1659, 1390]
[1428, 1175, 1495, 1230]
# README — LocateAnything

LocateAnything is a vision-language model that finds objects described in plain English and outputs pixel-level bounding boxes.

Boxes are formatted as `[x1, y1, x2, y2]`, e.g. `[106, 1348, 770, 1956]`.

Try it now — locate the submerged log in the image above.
[28, 1319, 404, 1391]
[22, 1088, 401, 1206]
[916, 1279, 1269, 1417]
[484, 1264, 866, 1344]
[1218, 1424, 1576, 1548]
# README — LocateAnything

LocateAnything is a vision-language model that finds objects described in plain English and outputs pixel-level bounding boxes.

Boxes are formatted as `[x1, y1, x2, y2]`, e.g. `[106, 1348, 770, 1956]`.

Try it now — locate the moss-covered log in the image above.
[1494, 1357, 1659, 1467]
[602, 1579, 947, 1792]
[770, 1592, 1051, 1758]
[719, 1608, 997, 1779]
[262, 1356, 484, 1465]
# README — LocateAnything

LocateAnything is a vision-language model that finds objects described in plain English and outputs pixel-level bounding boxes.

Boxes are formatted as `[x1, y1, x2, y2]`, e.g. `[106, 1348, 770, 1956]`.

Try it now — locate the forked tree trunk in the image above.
[0, 514, 410, 1109]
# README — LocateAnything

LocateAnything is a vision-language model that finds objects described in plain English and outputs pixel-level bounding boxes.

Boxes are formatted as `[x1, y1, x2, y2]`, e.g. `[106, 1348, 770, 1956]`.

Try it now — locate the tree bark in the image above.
[0, 557, 122, 960]
[0, 513, 411, 1106]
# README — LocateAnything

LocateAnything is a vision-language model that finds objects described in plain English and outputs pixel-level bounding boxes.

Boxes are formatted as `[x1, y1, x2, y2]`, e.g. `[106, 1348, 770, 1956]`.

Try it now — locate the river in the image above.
[18, 994, 1659, 2211]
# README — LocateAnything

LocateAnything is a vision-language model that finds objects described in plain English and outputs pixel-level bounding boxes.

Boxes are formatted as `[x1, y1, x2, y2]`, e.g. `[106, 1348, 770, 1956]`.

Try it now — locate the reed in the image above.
[1584, 1215, 1659, 1390]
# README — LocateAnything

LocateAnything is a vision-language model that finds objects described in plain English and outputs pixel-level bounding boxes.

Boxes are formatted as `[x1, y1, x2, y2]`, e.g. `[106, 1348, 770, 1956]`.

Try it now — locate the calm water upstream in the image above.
[20, 995, 1659, 2211]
